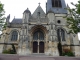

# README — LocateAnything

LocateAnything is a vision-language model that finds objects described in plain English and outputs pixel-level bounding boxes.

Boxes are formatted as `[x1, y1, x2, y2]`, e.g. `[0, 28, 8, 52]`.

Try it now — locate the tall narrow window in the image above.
[57, 29, 65, 42]
[11, 31, 18, 41]
[52, 0, 62, 7]
[57, 29, 61, 42]
[61, 29, 65, 41]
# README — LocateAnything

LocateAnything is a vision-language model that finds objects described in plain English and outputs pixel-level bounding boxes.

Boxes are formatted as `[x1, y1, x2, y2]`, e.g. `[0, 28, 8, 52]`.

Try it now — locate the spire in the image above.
[14, 16, 15, 19]
[67, 4, 70, 8]
[27, 8, 29, 10]
[6, 14, 10, 23]
[7, 14, 10, 20]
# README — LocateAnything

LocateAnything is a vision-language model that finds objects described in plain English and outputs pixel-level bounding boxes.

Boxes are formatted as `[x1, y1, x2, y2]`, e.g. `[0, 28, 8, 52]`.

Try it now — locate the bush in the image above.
[62, 49, 74, 56]
[10, 50, 16, 54]
[2, 49, 16, 54]
[2, 50, 10, 54]
[63, 52, 74, 56]
[62, 51, 74, 56]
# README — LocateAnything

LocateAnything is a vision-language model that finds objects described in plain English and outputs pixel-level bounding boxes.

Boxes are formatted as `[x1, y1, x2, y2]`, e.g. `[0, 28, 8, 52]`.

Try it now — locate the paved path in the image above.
[19, 57, 55, 60]
[0, 54, 19, 60]
[0, 54, 80, 60]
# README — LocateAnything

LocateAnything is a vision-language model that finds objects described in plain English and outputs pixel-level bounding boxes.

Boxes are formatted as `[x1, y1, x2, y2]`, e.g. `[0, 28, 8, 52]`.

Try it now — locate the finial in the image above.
[38, 2, 41, 6]
[14, 16, 15, 19]
[27, 8, 29, 10]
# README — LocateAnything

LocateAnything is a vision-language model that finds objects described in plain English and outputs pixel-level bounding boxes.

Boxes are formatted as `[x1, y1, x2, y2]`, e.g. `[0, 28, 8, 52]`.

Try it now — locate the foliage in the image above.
[2, 50, 10, 54]
[2, 49, 16, 54]
[0, 1, 5, 31]
[11, 44, 16, 54]
[62, 52, 74, 56]
[62, 49, 74, 56]
[2, 44, 17, 54]
[65, 0, 80, 34]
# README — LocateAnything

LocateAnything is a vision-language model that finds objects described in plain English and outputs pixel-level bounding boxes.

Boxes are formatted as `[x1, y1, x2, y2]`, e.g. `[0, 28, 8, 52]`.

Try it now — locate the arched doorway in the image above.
[33, 29, 45, 53]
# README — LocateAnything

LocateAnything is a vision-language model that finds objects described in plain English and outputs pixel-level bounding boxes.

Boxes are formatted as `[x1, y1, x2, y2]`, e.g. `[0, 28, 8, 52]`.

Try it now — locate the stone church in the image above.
[0, 0, 80, 56]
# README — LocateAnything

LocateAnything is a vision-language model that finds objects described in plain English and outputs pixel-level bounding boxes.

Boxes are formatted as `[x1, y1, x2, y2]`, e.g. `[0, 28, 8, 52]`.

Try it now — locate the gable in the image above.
[32, 5, 45, 18]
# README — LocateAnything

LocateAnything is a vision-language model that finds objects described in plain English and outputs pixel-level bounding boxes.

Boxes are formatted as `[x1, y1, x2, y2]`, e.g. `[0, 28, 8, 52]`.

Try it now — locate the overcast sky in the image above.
[0, 0, 78, 20]
[0, 0, 80, 39]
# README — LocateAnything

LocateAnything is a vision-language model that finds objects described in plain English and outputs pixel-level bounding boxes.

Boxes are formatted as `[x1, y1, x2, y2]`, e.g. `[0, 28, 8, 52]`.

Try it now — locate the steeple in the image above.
[46, 0, 67, 14]
[6, 14, 10, 23]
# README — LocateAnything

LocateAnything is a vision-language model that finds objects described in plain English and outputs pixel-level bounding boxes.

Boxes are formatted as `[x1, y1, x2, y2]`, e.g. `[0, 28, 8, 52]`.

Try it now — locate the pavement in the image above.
[0, 54, 80, 60]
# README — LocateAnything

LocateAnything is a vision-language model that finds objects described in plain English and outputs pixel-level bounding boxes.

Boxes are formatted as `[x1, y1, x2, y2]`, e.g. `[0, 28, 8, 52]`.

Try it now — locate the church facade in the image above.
[0, 0, 80, 56]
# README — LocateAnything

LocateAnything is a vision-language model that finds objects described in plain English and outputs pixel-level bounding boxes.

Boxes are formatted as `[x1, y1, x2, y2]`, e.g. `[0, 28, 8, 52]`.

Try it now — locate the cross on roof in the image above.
[38, 2, 41, 6]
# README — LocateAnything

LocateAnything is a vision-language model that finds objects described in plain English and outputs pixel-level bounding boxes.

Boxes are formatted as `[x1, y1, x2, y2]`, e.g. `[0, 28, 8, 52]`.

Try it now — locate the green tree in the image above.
[65, 0, 80, 34]
[0, 1, 5, 31]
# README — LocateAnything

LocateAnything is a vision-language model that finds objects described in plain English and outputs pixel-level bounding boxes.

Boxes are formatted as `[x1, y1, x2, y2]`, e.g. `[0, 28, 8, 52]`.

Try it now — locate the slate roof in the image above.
[11, 18, 22, 23]
[47, 0, 67, 14]
[32, 5, 45, 18]
[23, 8, 31, 14]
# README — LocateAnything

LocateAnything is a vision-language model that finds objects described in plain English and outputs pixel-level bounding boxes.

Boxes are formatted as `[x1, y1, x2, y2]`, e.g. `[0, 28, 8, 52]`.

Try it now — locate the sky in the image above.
[0, 0, 80, 40]
[0, 0, 78, 21]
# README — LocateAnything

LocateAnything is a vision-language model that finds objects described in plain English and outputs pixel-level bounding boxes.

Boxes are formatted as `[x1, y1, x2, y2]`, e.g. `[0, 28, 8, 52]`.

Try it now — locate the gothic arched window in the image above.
[57, 29, 65, 42]
[33, 30, 44, 40]
[11, 31, 18, 41]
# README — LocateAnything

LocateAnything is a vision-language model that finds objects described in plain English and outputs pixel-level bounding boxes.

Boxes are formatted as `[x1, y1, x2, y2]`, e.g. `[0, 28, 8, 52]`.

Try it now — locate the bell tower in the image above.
[46, 0, 67, 13]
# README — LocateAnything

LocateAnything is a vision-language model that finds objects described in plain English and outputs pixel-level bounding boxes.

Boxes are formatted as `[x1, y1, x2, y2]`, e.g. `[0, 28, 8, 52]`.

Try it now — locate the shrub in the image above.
[2, 49, 16, 54]
[10, 50, 16, 54]
[62, 49, 74, 56]
[62, 51, 74, 56]
[2, 50, 10, 54]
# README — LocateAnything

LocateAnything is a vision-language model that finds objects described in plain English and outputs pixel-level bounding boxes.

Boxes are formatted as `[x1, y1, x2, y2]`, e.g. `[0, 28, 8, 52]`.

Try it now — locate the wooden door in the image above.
[33, 41, 38, 53]
[39, 42, 44, 53]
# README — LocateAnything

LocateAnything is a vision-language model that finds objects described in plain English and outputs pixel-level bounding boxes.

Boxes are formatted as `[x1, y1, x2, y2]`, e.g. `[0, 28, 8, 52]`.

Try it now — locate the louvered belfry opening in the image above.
[52, 0, 62, 7]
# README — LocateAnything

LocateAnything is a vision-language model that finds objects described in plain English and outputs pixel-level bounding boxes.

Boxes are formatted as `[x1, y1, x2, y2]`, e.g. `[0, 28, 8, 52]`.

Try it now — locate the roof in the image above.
[23, 8, 31, 14]
[11, 18, 22, 23]
[32, 5, 45, 18]
[46, 0, 67, 14]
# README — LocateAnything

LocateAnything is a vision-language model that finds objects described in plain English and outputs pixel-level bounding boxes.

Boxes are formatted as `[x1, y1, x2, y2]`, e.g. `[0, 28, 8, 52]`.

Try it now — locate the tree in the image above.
[0, 1, 5, 31]
[65, 0, 80, 34]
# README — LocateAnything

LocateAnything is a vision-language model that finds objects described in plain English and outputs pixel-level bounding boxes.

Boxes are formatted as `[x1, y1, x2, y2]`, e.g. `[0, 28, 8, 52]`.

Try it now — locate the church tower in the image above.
[46, 0, 70, 56]
[46, 0, 67, 13]
[23, 8, 31, 23]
